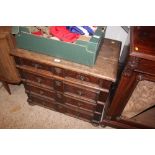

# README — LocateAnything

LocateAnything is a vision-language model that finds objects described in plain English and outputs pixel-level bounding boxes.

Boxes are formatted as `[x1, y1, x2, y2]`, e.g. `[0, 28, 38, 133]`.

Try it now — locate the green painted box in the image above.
[12, 26, 106, 66]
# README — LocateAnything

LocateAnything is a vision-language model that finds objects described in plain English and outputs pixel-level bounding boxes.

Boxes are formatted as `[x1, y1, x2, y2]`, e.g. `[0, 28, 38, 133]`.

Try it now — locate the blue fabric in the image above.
[82, 26, 94, 35]
[66, 26, 85, 35]
[67, 26, 94, 36]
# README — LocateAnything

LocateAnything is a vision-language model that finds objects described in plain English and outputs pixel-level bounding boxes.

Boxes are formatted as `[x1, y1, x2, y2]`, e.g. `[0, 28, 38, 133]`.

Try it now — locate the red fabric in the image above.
[49, 26, 80, 43]
[32, 31, 43, 36]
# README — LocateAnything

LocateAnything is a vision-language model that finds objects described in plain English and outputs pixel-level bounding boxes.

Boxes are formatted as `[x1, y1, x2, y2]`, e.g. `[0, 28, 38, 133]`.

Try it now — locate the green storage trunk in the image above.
[12, 26, 106, 66]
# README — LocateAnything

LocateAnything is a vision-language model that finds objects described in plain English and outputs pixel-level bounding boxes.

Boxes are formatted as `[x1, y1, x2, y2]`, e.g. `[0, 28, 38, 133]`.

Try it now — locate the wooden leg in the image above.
[106, 72, 138, 118]
[2, 81, 11, 95]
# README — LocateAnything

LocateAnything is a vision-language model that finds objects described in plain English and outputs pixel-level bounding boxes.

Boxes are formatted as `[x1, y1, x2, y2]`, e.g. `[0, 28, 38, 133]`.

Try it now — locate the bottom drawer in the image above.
[27, 94, 56, 109]
[56, 104, 94, 122]
[25, 84, 55, 99]
[27, 93, 96, 123]
[65, 96, 96, 112]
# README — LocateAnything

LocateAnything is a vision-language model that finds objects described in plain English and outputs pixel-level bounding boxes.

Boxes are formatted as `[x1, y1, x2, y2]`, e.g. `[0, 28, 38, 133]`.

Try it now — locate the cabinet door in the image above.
[0, 27, 20, 83]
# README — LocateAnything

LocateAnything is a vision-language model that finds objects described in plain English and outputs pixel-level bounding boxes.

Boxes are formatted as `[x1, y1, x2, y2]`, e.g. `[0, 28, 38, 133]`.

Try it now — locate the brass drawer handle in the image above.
[77, 90, 83, 96]
[34, 63, 39, 68]
[33, 63, 41, 69]
[39, 90, 44, 95]
[80, 75, 85, 81]
[36, 77, 42, 83]
[77, 75, 85, 81]
[55, 80, 62, 87]
[77, 102, 81, 107]
[54, 67, 62, 74]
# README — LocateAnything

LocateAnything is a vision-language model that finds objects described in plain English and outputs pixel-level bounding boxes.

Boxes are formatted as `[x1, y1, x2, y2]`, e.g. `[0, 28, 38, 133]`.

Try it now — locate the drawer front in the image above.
[15, 57, 52, 72]
[21, 70, 53, 88]
[65, 96, 96, 112]
[25, 84, 55, 99]
[27, 92, 99, 122]
[65, 70, 112, 89]
[66, 70, 99, 84]
[55, 104, 94, 122]
[64, 84, 99, 101]
[28, 94, 56, 109]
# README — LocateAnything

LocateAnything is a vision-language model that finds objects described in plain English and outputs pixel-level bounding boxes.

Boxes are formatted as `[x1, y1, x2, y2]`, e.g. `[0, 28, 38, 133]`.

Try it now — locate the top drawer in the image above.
[14, 56, 112, 89]
[65, 70, 112, 89]
[15, 57, 52, 72]
[66, 70, 99, 84]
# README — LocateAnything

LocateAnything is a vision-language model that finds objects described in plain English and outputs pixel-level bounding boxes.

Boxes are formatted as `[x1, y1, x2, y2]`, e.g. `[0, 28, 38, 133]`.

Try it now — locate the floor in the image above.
[0, 83, 106, 129]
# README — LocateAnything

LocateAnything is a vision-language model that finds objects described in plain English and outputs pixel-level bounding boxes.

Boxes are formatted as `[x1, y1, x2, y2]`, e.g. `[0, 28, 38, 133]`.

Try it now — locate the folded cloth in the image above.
[49, 26, 80, 43]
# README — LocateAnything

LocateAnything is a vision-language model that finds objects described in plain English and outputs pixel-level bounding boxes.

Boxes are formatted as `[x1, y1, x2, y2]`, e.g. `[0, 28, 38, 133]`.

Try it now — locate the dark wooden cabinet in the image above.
[102, 27, 155, 128]
[11, 38, 121, 125]
[0, 27, 21, 94]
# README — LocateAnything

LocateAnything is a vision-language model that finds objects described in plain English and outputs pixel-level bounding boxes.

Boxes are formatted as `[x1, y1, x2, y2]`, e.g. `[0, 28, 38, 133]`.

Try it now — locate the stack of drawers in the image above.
[11, 39, 121, 125]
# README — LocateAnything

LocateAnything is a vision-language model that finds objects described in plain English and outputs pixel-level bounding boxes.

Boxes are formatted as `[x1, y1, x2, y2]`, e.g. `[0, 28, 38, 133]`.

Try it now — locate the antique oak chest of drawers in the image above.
[11, 38, 121, 125]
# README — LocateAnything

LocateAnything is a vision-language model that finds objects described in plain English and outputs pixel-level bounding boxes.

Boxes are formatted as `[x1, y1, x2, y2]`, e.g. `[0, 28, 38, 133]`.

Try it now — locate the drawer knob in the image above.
[77, 75, 85, 81]
[55, 67, 62, 74]
[55, 81, 62, 87]
[80, 75, 85, 81]
[36, 77, 42, 83]
[77, 74, 88, 81]
[77, 90, 83, 96]
[77, 102, 81, 107]
[39, 90, 44, 95]
[34, 64, 39, 68]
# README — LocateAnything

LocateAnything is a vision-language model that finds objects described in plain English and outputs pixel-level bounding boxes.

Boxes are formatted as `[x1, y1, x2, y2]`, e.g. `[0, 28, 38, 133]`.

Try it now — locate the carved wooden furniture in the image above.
[102, 26, 155, 128]
[11, 39, 121, 125]
[0, 27, 21, 94]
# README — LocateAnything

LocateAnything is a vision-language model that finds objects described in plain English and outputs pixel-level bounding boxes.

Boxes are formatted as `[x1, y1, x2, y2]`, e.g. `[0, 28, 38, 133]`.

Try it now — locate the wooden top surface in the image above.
[11, 38, 121, 82]
[130, 26, 155, 61]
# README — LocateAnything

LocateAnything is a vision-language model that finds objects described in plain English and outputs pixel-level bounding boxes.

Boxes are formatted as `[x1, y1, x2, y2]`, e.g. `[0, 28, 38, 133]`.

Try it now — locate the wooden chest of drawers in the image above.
[11, 38, 121, 125]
